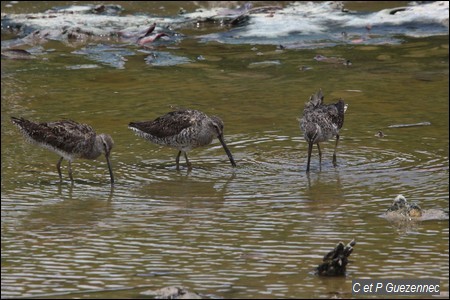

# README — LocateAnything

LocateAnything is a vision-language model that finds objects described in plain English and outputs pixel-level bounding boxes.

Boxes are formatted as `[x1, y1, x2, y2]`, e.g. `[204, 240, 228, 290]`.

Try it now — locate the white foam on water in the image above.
[2, 1, 448, 48]
[237, 1, 449, 38]
[346, 1, 449, 26]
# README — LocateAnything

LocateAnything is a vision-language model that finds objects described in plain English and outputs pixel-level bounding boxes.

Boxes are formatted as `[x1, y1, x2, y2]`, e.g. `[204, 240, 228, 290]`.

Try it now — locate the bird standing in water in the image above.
[300, 89, 347, 172]
[11, 117, 115, 184]
[128, 109, 236, 169]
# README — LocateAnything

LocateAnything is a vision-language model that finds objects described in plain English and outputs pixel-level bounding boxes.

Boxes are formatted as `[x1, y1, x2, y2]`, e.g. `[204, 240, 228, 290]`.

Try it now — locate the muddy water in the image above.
[1, 1, 449, 299]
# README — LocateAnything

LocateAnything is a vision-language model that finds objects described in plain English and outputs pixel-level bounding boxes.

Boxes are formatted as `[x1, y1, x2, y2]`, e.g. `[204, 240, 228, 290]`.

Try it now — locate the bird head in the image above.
[99, 134, 114, 156]
[209, 116, 225, 138]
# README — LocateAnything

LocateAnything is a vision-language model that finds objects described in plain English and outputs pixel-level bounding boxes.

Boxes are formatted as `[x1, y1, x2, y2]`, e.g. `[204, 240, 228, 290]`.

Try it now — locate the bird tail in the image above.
[10, 116, 29, 129]
[11, 116, 24, 125]
[128, 122, 146, 131]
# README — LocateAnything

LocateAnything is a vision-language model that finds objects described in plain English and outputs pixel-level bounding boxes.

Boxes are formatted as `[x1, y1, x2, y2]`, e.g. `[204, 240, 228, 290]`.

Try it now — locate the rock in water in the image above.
[316, 239, 355, 276]
[141, 286, 201, 299]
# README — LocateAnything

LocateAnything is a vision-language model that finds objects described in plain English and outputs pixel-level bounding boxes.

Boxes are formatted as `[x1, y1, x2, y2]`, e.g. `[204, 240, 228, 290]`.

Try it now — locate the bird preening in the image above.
[10, 117, 115, 185]
[128, 109, 236, 170]
[300, 89, 347, 172]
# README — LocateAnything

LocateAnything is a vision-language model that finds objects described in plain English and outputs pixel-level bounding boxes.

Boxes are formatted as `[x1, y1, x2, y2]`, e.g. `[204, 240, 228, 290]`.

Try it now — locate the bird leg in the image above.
[317, 143, 322, 163]
[176, 151, 182, 170]
[184, 152, 192, 169]
[68, 161, 74, 182]
[306, 142, 313, 172]
[56, 157, 64, 180]
[176, 151, 191, 169]
[333, 134, 340, 166]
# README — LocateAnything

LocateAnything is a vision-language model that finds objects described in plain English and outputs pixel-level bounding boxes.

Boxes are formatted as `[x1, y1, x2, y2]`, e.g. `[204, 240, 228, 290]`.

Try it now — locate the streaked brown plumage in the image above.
[300, 89, 347, 172]
[128, 109, 236, 169]
[11, 117, 114, 184]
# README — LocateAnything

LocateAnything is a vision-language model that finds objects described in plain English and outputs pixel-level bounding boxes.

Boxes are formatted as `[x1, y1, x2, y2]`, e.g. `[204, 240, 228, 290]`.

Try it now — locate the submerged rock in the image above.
[375, 130, 385, 138]
[141, 286, 201, 299]
[1, 5, 178, 47]
[44, 4, 124, 15]
[316, 239, 355, 276]
[314, 54, 351, 66]
[72, 44, 135, 69]
[144, 51, 192, 66]
[2, 2, 448, 52]
[388, 122, 431, 128]
[1, 48, 35, 59]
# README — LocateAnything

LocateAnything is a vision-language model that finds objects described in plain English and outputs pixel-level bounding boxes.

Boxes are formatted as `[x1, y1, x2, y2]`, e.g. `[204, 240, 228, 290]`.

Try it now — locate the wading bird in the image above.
[300, 89, 347, 171]
[129, 109, 236, 169]
[11, 117, 114, 184]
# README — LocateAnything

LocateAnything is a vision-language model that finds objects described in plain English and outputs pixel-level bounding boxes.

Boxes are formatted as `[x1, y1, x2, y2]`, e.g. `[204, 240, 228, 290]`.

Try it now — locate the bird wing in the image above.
[129, 110, 201, 138]
[314, 100, 345, 129]
[47, 120, 97, 153]
[13, 118, 96, 154]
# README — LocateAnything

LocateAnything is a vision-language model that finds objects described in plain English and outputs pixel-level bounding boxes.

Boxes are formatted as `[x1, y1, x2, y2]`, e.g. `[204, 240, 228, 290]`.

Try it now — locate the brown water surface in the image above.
[1, 1, 448, 299]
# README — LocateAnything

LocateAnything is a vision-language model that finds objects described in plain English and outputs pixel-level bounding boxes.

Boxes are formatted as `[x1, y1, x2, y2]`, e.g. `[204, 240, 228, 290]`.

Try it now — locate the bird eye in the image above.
[213, 124, 222, 133]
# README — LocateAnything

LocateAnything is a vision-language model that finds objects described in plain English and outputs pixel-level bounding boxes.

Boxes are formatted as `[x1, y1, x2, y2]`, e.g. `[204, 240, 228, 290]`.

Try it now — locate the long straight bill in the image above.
[105, 154, 115, 185]
[218, 135, 236, 167]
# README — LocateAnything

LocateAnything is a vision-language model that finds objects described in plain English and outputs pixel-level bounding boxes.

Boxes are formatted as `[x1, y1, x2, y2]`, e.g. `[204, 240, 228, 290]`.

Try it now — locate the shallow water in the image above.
[1, 1, 449, 299]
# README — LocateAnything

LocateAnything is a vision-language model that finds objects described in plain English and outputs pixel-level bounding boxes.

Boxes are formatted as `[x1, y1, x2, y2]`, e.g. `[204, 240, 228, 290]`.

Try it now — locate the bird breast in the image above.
[181, 124, 215, 149]
[80, 136, 103, 159]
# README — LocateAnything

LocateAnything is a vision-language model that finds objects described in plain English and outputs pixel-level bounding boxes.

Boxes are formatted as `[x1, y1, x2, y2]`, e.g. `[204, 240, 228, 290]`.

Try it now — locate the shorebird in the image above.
[128, 109, 236, 169]
[300, 89, 347, 172]
[387, 194, 422, 218]
[11, 117, 114, 184]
